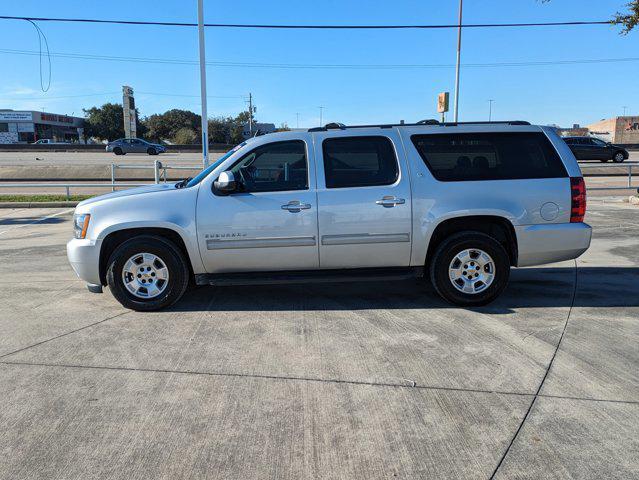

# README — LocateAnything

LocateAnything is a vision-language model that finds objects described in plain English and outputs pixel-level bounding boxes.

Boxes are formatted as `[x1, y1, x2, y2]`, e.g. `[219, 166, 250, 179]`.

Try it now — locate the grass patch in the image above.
[0, 194, 93, 202]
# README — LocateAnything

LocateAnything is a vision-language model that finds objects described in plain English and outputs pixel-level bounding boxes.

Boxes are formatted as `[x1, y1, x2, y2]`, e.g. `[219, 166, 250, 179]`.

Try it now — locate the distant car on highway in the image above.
[106, 138, 166, 156]
[563, 136, 629, 163]
[32, 139, 70, 145]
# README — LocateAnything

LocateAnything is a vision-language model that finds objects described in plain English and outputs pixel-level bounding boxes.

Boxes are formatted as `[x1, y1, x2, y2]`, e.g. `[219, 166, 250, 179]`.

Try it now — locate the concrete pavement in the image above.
[0, 201, 637, 479]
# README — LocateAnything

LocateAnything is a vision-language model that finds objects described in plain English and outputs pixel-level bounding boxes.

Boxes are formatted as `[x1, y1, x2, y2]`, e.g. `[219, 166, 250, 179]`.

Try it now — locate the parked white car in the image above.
[68, 120, 591, 310]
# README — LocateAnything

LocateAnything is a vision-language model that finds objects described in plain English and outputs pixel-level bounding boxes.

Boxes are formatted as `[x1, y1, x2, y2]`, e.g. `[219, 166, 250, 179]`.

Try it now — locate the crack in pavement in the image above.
[0, 310, 129, 360]
[1, 356, 635, 406]
[489, 259, 579, 480]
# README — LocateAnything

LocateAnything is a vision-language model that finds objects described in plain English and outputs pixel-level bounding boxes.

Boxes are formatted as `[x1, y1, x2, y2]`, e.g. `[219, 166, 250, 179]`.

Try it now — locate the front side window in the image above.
[230, 140, 308, 192]
[322, 136, 399, 189]
[411, 132, 567, 182]
[591, 138, 607, 146]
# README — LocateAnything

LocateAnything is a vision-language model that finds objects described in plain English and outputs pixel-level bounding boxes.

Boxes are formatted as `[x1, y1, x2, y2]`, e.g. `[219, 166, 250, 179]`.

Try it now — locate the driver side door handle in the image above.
[375, 196, 405, 208]
[281, 201, 312, 213]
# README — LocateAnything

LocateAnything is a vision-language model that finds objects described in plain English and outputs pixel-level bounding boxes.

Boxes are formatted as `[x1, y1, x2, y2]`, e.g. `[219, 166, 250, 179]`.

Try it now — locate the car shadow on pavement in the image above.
[0, 216, 66, 226]
[165, 266, 639, 314]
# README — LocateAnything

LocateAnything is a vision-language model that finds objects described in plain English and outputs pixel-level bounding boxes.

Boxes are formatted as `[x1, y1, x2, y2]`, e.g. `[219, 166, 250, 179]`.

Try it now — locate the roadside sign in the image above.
[437, 92, 450, 113]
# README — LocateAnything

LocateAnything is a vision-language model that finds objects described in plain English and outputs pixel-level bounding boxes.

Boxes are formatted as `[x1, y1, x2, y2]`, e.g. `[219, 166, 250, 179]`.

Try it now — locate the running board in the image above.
[195, 267, 424, 287]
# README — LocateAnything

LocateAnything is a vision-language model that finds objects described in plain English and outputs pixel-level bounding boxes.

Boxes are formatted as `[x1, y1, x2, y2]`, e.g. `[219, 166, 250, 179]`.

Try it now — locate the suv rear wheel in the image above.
[147, 147, 157, 155]
[106, 235, 189, 311]
[429, 231, 510, 306]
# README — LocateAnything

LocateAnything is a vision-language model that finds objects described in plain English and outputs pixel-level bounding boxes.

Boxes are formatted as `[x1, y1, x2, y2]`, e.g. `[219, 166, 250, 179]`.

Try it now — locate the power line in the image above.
[0, 90, 244, 101]
[0, 15, 612, 29]
[2, 48, 638, 70]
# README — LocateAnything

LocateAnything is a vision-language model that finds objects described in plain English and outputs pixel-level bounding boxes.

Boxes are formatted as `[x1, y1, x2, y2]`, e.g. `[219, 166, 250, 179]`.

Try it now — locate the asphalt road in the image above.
[0, 201, 637, 479]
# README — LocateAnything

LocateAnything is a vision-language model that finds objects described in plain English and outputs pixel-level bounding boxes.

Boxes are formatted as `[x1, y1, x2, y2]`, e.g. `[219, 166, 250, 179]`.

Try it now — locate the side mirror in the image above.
[213, 171, 237, 194]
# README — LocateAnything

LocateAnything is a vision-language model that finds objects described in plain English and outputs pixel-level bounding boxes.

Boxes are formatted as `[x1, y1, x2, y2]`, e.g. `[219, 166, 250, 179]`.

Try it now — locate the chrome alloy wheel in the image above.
[448, 248, 495, 295]
[122, 252, 169, 299]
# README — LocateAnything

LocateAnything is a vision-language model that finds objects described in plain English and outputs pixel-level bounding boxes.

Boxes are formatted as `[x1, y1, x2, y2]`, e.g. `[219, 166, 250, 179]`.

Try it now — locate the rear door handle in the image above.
[281, 200, 312, 213]
[376, 196, 406, 208]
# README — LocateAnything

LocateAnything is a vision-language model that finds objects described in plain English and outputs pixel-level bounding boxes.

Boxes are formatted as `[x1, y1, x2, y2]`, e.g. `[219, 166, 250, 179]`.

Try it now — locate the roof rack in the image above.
[308, 120, 531, 132]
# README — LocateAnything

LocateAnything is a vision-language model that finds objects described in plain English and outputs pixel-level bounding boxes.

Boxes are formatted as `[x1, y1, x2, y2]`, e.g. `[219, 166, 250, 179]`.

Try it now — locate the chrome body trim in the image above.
[321, 233, 410, 246]
[206, 236, 317, 250]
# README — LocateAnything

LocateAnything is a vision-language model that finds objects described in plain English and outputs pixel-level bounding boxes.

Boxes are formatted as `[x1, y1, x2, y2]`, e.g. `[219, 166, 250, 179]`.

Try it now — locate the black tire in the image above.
[429, 231, 510, 307]
[113, 147, 123, 155]
[147, 147, 157, 155]
[612, 151, 625, 163]
[106, 235, 190, 311]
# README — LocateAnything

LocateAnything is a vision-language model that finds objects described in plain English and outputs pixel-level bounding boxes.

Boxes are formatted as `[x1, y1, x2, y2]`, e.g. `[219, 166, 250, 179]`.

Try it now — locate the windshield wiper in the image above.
[175, 177, 192, 189]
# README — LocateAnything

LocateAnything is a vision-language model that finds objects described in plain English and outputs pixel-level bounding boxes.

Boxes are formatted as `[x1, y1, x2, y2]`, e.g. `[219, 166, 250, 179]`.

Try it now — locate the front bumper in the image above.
[67, 238, 102, 285]
[515, 222, 592, 267]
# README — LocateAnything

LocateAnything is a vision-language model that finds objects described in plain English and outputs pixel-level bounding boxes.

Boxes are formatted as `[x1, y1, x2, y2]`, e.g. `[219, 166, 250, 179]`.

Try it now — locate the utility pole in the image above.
[453, 0, 463, 122]
[197, 0, 209, 168]
[296, 113, 300, 129]
[488, 99, 494, 121]
[248, 93, 253, 136]
[623, 106, 628, 117]
[319, 106, 324, 126]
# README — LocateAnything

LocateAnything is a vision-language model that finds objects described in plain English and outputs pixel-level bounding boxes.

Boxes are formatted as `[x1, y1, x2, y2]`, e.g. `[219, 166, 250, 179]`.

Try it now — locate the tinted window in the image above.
[323, 136, 398, 188]
[563, 138, 576, 145]
[411, 132, 567, 182]
[230, 140, 307, 192]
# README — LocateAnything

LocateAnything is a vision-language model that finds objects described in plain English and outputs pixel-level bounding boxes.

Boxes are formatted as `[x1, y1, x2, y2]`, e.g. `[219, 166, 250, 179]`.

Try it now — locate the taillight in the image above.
[570, 177, 586, 223]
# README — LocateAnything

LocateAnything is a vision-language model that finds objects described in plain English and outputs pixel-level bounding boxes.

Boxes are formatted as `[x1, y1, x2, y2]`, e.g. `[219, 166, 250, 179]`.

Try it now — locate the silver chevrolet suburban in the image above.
[67, 121, 591, 311]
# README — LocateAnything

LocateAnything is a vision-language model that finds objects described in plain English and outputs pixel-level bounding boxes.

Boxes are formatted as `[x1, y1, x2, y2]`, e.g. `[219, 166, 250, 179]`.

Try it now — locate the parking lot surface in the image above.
[0, 201, 637, 479]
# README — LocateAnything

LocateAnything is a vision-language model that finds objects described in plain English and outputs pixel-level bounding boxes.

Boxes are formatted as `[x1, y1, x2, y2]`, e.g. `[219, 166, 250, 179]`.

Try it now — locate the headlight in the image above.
[73, 213, 91, 239]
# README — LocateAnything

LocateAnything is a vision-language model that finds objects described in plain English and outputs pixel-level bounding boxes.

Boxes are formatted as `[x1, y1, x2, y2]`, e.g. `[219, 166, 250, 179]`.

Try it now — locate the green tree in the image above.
[613, 1, 639, 33]
[208, 116, 233, 144]
[145, 109, 201, 143]
[231, 111, 253, 144]
[172, 127, 198, 144]
[542, 0, 638, 34]
[83, 103, 146, 141]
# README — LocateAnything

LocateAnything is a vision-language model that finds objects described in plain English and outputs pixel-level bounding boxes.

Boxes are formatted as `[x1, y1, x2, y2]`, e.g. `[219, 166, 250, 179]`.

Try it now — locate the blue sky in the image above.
[0, 1, 636, 128]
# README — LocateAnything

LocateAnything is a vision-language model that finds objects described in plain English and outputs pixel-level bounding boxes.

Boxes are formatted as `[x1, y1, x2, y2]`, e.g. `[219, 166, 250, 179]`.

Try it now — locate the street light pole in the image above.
[453, 0, 463, 123]
[197, 0, 209, 168]
[296, 112, 300, 128]
[488, 99, 494, 121]
[319, 106, 324, 126]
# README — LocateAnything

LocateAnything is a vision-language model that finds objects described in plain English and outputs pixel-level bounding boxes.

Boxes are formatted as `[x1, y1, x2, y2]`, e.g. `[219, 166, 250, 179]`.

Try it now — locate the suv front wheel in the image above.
[106, 235, 189, 311]
[429, 231, 510, 307]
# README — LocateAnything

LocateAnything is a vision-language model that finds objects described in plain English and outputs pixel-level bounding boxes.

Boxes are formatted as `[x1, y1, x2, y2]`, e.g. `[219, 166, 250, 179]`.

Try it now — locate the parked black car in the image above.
[563, 136, 629, 163]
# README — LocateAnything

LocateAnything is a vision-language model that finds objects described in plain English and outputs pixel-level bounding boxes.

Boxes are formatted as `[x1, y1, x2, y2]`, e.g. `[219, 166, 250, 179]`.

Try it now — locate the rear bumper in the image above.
[67, 238, 102, 285]
[515, 222, 592, 267]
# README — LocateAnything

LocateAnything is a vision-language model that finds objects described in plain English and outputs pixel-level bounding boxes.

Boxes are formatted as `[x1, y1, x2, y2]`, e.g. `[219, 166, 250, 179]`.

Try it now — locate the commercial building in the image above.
[0, 110, 85, 144]
[585, 116, 639, 144]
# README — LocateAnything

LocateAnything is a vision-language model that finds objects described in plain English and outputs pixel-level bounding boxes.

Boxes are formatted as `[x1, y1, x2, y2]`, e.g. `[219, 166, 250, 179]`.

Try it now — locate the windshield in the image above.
[185, 142, 247, 188]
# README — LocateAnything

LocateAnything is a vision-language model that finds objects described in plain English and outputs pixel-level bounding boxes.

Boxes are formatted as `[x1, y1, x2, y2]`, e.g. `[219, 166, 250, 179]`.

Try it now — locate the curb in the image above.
[0, 201, 79, 208]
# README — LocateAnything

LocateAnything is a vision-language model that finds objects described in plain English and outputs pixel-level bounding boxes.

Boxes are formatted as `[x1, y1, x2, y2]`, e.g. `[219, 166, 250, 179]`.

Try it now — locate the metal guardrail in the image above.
[110, 160, 200, 191]
[0, 183, 149, 199]
[580, 162, 638, 190]
[0, 161, 203, 199]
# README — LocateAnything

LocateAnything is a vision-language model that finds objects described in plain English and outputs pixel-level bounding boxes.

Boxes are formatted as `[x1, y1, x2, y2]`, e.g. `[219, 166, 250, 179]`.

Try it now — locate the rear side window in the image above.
[411, 132, 567, 182]
[323, 136, 399, 188]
